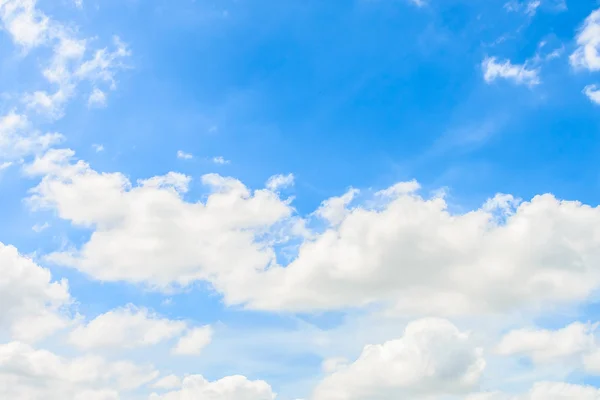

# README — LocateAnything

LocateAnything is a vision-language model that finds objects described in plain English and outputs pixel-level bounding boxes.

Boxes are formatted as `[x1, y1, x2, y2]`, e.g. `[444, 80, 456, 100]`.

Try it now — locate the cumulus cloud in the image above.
[149, 374, 276, 400]
[0, 0, 49, 49]
[495, 322, 600, 375]
[0, 341, 157, 399]
[171, 325, 213, 355]
[496, 322, 597, 362]
[26, 149, 293, 290]
[571, 8, 600, 71]
[482, 57, 540, 86]
[468, 381, 600, 399]
[313, 319, 485, 400]
[24, 151, 600, 318]
[69, 305, 187, 350]
[0, 242, 71, 342]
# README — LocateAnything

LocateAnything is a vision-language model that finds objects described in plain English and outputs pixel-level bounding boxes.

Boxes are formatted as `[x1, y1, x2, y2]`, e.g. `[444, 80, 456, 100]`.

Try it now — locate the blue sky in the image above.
[4, 0, 600, 399]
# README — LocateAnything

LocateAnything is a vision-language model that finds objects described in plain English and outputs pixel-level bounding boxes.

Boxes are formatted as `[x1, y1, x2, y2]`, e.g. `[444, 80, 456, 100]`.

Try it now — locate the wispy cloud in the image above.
[482, 56, 540, 86]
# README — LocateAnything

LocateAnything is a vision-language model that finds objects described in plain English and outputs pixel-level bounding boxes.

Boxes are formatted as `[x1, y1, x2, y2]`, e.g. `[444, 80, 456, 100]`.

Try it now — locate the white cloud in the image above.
[584, 84, 600, 105]
[26, 150, 293, 290]
[177, 150, 193, 160]
[313, 319, 485, 400]
[25, 151, 600, 318]
[0, 242, 71, 342]
[482, 57, 540, 86]
[212, 155, 230, 164]
[0, 341, 157, 399]
[468, 381, 600, 399]
[69, 305, 187, 350]
[314, 187, 358, 226]
[149, 374, 276, 400]
[0, 111, 63, 161]
[92, 143, 104, 152]
[496, 322, 597, 364]
[0, 0, 49, 49]
[571, 9, 600, 71]
[152, 375, 182, 390]
[171, 325, 213, 355]
[266, 173, 294, 191]
[504, 1, 541, 17]
[0, 0, 129, 119]
[88, 88, 107, 108]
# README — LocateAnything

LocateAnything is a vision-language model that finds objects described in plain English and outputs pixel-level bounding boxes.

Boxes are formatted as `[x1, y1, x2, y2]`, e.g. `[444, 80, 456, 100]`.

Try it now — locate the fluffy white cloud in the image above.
[0, 341, 157, 399]
[0, 112, 63, 160]
[312, 319, 485, 400]
[68, 305, 187, 350]
[0, 0, 49, 49]
[25, 150, 600, 318]
[152, 375, 182, 390]
[584, 84, 600, 105]
[27, 149, 293, 290]
[149, 374, 276, 400]
[496, 322, 597, 363]
[495, 322, 600, 375]
[468, 381, 600, 399]
[482, 57, 540, 86]
[266, 173, 294, 191]
[0, 242, 71, 342]
[171, 325, 213, 355]
[571, 9, 600, 71]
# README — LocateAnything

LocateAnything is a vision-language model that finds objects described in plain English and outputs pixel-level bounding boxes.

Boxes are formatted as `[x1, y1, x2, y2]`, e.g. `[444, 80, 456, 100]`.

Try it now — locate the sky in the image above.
[5, 0, 600, 398]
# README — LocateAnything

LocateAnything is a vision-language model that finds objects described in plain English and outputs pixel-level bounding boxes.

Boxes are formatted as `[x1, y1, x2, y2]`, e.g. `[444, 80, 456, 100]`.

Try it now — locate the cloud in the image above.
[69, 305, 187, 350]
[171, 325, 213, 355]
[482, 57, 540, 86]
[496, 322, 596, 362]
[26, 150, 293, 290]
[152, 375, 182, 390]
[0, 112, 63, 161]
[92, 144, 104, 152]
[314, 187, 359, 225]
[88, 88, 107, 108]
[571, 9, 600, 71]
[495, 322, 600, 375]
[149, 374, 276, 400]
[0, 0, 49, 49]
[0, 1, 129, 119]
[584, 84, 600, 105]
[468, 381, 600, 399]
[212, 155, 230, 164]
[0, 341, 158, 399]
[266, 173, 294, 191]
[313, 319, 485, 400]
[0, 242, 71, 342]
[504, 1, 541, 17]
[177, 150, 193, 160]
[25, 151, 600, 318]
